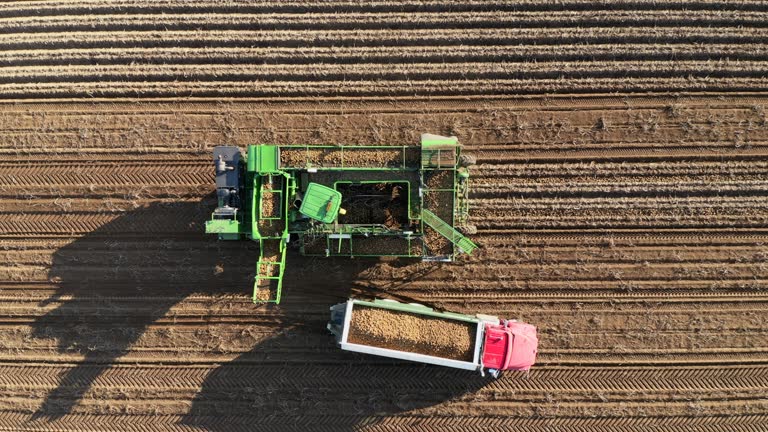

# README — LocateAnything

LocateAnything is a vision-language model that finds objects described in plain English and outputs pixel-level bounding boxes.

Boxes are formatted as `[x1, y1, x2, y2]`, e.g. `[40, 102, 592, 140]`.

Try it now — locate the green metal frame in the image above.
[299, 183, 343, 223]
[421, 136, 459, 169]
[253, 238, 287, 304]
[422, 209, 477, 254]
[248, 144, 280, 174]
[292, 180, 420, 258]
[251, 174, 291, 240]
[205, 219, 240, 240]
[420, 164, 457, 258]
[418, 135, 473, 258]
[454, 174, 471, 227]
[249, 165, 291, 303]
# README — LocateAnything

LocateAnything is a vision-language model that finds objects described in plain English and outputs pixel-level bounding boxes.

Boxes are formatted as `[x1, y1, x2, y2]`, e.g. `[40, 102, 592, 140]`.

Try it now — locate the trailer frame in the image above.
[328, 299, 487, 372]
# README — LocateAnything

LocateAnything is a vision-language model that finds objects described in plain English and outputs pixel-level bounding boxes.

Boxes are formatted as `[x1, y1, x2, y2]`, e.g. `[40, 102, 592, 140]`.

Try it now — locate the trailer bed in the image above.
[347, 305, 475, 362]
[329, 299, 485, 371]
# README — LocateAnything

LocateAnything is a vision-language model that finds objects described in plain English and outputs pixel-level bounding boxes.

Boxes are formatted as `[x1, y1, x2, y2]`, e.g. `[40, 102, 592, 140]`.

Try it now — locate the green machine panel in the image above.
[299, 182, 343, 223]
[247, 145, 280, 173]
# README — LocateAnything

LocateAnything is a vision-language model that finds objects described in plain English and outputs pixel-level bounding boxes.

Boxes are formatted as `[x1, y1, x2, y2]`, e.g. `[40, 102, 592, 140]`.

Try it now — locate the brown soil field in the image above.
[0, 1, 767, 431]
[2, 96, 766, 432]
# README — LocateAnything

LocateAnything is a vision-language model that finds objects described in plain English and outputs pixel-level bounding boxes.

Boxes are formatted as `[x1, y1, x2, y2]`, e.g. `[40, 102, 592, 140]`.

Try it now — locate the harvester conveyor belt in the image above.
[253, 237, 287, 303]
[422, 209, 478, 254]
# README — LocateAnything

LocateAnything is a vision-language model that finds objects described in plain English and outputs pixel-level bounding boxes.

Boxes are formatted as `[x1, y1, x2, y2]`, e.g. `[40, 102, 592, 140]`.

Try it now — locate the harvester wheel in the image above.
[459, 154, 476, 167]
[459, 225, 477, 235]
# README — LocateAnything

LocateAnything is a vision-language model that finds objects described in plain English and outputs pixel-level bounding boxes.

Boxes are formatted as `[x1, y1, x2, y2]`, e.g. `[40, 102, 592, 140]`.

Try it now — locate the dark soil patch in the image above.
[424, 190, 453, 221]
[424, 226, 452, 256]
[338, 183, 408, 229]
[425, 169, 454, 190]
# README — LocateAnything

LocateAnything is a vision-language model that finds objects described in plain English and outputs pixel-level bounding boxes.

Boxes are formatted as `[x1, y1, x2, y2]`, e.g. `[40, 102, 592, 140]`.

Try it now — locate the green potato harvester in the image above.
[205, 134, 478, 303]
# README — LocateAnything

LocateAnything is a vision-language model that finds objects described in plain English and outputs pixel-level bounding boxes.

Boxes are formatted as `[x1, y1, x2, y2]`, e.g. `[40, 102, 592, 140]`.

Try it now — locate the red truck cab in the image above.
[482, 320, 538, 373]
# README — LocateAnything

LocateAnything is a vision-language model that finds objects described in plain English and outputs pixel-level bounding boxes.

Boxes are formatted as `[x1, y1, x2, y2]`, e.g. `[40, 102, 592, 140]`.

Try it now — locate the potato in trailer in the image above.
[328, 299, 538, 377]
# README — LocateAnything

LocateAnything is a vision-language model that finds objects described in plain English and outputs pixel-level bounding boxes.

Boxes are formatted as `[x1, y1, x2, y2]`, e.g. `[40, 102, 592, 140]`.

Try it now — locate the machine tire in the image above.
[459, 154, 477, 167]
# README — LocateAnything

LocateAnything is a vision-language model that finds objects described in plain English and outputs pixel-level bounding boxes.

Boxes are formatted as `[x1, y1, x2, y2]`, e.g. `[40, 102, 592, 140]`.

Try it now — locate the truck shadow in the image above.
[181, 258, 489, 431]
[32, 195, 489, 426]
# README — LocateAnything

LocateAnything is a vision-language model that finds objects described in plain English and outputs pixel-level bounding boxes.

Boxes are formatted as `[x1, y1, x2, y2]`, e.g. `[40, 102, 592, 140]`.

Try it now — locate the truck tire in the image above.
[459, 154, 476, 167]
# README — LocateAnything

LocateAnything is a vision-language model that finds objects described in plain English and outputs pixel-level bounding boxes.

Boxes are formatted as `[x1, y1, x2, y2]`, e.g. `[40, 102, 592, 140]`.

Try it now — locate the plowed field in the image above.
[1, 1, 767, 431]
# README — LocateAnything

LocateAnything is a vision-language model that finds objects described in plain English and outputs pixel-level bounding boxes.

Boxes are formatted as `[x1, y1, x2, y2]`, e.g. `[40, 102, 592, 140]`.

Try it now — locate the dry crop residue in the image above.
[1, 4, 765, 98]
[347, 306, 475, 362]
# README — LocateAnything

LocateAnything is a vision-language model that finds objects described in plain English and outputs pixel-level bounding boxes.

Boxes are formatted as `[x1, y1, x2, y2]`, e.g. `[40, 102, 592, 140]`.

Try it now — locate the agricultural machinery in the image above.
[205, 134, 478, 303]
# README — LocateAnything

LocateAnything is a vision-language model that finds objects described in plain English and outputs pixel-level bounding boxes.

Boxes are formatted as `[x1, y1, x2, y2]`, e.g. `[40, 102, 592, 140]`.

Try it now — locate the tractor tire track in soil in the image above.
[0, 95, 765, 430]
[0, 1, 765, 429]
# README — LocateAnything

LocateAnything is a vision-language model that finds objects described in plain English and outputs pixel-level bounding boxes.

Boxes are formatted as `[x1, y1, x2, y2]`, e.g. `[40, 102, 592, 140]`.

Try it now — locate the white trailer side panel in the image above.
[340, 342, 480, 371]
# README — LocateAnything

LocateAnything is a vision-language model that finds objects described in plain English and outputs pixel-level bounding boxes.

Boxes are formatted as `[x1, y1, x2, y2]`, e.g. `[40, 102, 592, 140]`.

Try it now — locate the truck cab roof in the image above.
[482, 321, 538, 371]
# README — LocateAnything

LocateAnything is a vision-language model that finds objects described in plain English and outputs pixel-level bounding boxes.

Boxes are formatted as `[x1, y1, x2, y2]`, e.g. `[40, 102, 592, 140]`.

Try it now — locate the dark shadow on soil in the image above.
[32, 194, 489, 427]
[180, 256, 489, 432]
[31, 193, 254, 419]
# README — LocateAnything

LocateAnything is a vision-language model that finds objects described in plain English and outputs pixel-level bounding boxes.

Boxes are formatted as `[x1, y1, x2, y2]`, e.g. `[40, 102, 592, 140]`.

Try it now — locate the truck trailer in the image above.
[328, 298, 538, 377]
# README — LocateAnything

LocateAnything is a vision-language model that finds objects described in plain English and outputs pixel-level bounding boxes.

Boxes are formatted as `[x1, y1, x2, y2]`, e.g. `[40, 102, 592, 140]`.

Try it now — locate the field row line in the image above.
[0, 363, 762, 392]
[1, 10, 766, 33]
[0, 44, 765, 66]
[2, 28, 768, 51]
[0, 77, 766, 98]
[2, 0, 764, 17]
[0, 93, 765, 112]
[2, 60, 768, 83]
[0, 349, 764, 367]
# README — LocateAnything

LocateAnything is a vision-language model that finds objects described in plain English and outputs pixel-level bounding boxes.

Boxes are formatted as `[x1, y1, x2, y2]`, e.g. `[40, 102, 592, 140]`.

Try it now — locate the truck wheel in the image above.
[459, 154, 476, 167]
[459, 225, 477, 235]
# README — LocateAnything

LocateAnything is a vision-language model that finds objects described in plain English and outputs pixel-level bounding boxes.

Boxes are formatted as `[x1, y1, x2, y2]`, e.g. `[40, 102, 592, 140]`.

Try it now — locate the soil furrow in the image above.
[0, 11, 766, 35]
[0, 88, 765, 428]
[0, 77, 767, 98]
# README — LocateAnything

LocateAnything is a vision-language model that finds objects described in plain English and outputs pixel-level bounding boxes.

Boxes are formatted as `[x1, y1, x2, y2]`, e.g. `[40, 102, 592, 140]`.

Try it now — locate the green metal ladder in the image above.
[422, 209, 478, 254]
[252, 174, 291, 304]
[253, 238, 287, 303]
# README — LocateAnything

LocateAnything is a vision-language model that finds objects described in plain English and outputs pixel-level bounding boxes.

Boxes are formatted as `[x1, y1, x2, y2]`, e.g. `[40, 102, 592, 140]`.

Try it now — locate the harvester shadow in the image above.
[32, 195, 490, 426]
[181, 256, 490, 432]
[30, 194, 259, 420]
